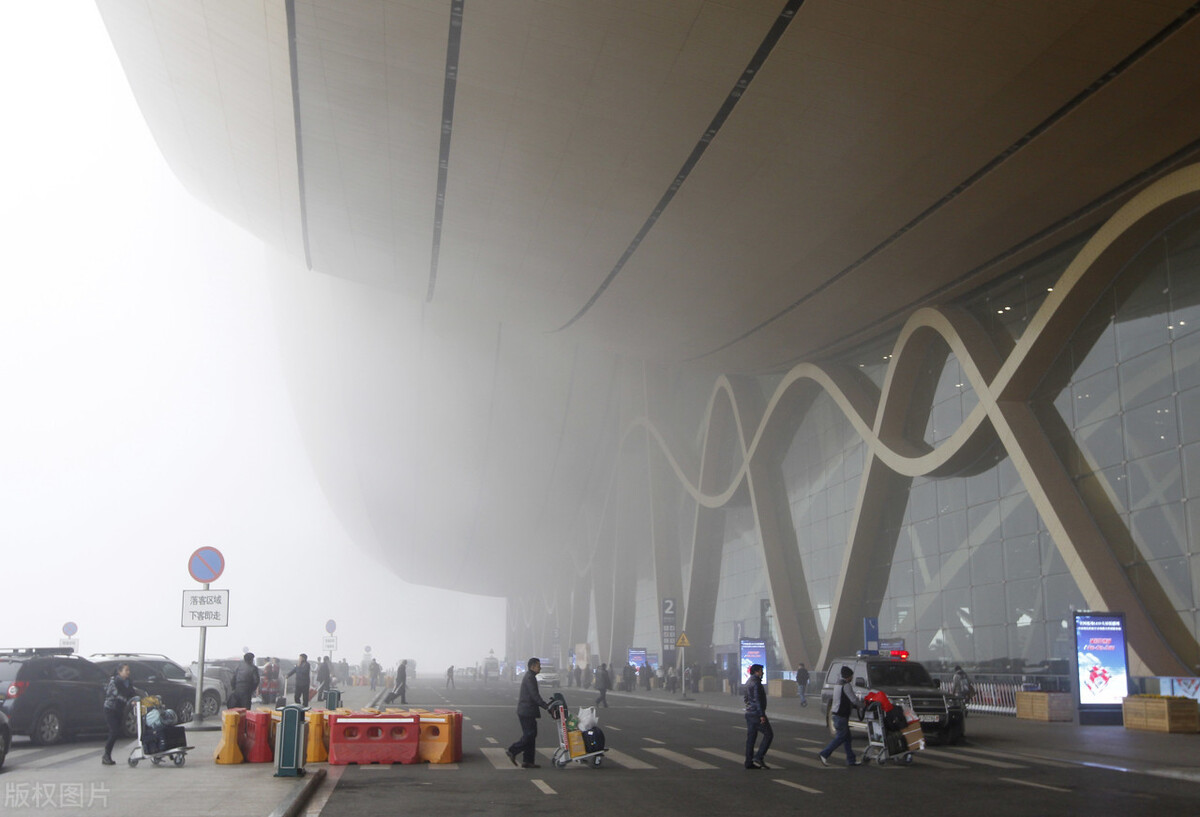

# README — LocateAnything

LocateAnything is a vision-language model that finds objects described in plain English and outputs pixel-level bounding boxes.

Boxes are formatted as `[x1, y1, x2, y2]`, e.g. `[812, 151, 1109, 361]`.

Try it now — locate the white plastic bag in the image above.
[577, 705, 598, 731]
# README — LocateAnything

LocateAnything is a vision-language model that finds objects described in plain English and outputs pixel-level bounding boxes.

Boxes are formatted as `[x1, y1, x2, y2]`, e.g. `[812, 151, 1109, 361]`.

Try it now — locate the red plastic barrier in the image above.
[328, 712, 419, 765]
[434, 709, 463, 761]
[238, 709, 274, 763]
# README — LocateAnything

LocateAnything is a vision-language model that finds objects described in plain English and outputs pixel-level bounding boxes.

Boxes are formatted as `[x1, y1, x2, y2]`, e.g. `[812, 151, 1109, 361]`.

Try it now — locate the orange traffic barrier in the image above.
[328, 712, 419, 765]
[434, 709, 463, 761]
[238, 709, 274, 763]
[417, 712, 455, 763]
[214, 708, 244, 764]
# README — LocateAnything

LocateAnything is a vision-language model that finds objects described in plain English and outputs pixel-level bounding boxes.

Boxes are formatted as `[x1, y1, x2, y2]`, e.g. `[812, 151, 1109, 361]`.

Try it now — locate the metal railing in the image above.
[933, 673, 1072, 717]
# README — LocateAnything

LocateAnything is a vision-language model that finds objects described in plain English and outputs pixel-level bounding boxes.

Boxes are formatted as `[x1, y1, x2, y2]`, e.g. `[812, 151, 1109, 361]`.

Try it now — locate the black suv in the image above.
[0, 649, 110, 745]
[91, 657, 196, 736]
[821, 653, 966, 744]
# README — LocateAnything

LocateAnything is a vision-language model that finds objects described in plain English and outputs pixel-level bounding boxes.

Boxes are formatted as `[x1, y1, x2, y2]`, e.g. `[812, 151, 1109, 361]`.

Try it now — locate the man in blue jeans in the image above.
[742, 663, 773, 769]
[819, 665, 861, 766]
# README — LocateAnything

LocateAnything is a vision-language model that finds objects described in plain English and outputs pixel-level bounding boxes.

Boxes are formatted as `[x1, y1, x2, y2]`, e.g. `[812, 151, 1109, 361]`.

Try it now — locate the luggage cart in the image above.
[128, 699, 194, 767]
[862, 694, 920, 766]
[548, 694, 607, 769]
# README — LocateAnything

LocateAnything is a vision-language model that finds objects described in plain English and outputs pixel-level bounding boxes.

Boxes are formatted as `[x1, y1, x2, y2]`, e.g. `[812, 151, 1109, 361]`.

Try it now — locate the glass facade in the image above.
[698, 206, 1200, 674]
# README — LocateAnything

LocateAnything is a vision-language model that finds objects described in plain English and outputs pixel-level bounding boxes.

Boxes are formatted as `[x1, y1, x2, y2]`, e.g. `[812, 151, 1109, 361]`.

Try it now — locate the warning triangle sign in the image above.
[676, 632, 691, 648]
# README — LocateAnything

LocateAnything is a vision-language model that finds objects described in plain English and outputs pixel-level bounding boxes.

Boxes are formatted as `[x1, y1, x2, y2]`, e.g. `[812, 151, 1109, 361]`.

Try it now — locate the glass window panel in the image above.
[971, 582, 1005, 624]
[968, 502, 1002, 547]
[893, 525, 913, 563]
[1074, 415, 1126, 474]
[913, 556, 939, 596]
[965, 467, 1000, 507]
[916, 592, 942, 633]
[1147, 556, 1194, 611]
[1039, 531, 1068, 575]
[929, 397, 962, 445]
[998, 456, 1024, 497]
[1072, 318, 1117, 382]
[1173, 330, 1200, 391]
[1000, 493, 1038, 538]
[970, 540, 1004, 586]
[1126, 449, 1183, 512]
[938, 510, 967, 554]
[886, 560, 915, 600]
[937, 478, 966, 515]
[908, 480, 936, 521]
[972, 624, 1006, 664]
[1009, 620, 1048, 662]
[1129, 502, 1187, 561]
[1071, 366, 1120, 427]
[1178, 386, 1200, 445]
[911, 517, 937, 558]
[1004, 536, 1041, 581]
[1077, 465, 1129, 517]
[940, 551, 969, 589]
[1118, 345, 1175, 411]
[1122, 396, 1179, 459]
[1042, 572, 1085, 625]
[1116, 310, 1171, 364]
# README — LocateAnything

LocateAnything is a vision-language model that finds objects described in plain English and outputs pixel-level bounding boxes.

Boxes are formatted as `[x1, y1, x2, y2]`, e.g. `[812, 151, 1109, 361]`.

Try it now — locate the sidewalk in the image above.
[597, 683, 1200, 782]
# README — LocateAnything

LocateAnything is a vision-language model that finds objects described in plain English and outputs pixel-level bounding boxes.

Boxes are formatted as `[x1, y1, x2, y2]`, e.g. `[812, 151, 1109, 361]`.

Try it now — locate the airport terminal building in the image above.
[97, 1, 1200, 682]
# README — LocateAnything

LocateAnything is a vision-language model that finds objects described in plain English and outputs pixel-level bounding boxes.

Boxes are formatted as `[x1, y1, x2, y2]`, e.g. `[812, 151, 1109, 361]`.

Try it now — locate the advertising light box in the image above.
[1074, 612, 1129, 708]
[739, 639, 767, 685]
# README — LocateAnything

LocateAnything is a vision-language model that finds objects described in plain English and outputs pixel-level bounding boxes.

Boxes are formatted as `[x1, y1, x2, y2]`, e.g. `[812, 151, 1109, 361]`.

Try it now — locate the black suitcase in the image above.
[582, 727, 605, 753]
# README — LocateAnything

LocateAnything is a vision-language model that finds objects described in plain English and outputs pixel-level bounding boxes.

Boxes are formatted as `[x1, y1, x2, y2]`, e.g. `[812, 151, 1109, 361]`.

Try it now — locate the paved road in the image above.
[3, 679, 1197, 816]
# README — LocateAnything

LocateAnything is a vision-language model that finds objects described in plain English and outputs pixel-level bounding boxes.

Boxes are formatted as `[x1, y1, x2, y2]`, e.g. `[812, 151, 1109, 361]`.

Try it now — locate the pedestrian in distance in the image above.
[594, 663, 610, 708]
[505, 658, 550, 769]
[101, 663, 138, 765]
[287, 653, 312, 706]
[389, 659, 408, 705]
[819, 665, 862, 767]
[742, 663, 773, 769]
[316, 656, 333, 698]
[230, 652, 260, 709]
[950, 665, 975, 715]
[369, 659, 381, 691]
[795, 662, 810, 707]
[446, 665, 455, 689]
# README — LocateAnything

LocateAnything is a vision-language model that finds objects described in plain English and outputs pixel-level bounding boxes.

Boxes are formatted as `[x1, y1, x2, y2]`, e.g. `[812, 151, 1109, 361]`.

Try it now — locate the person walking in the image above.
[231, 652, 260, 709]
[594, 663, 610, 708]
[819, 665, 862, 766]
[390, 659, 409, 704]
[950, 665, 975, 715]
[505, 658, 550, 769]
[446, 665, 455, 688]
[795, 662, 810, 707]
[287, 653, 312, 706]
[101, 663, 138, 765]
[316, 656, 333, 698]
[369, 659, 381, 691]
[742, 663, 773, 769]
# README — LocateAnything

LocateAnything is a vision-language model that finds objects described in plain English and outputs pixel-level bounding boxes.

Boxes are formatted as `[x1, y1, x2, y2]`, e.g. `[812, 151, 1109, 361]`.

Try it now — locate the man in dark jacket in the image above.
[231, 652, 260, 709]
[594, 663, 610, 708]
[316, 656, 333, 697]
[742, 663, 773, 769]
[505, 658, 549, 768]
[287, 653, 312, 706]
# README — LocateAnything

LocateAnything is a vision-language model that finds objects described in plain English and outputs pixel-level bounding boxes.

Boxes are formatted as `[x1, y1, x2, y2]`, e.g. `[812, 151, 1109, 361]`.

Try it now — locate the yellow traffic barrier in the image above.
[214, 709, 244, 764]
[417, 712, 454, 764]
[306, 710, 328, 763]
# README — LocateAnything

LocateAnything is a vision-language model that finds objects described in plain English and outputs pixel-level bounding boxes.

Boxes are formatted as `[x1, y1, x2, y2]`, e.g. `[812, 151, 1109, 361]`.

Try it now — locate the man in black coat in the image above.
[505, 658, 549, 769]
[231, 652, 260, 709]
[287, 653, 312, 706]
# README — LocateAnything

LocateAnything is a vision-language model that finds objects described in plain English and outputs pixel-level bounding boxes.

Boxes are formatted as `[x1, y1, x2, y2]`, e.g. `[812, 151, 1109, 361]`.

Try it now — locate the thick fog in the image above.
[0, 3, 504, 675]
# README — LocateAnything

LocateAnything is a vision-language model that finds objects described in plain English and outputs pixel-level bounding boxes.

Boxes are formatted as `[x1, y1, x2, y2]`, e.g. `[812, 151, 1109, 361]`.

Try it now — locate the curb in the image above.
[267, 767, 327, 817]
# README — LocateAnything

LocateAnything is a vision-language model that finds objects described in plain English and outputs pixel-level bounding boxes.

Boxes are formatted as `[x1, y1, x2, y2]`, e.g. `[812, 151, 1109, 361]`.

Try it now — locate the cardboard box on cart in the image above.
[900, 720, 925, 751]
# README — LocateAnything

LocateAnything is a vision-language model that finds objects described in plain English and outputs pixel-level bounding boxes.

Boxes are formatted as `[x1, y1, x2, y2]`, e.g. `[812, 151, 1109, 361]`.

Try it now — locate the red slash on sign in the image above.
[188, 547, 225, 583]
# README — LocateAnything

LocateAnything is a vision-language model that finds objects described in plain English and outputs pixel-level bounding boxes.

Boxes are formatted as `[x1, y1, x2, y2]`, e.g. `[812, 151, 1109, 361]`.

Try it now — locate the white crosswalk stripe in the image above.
[766, 749, 821, 766]
[957, 746, 1074, 769]
[531, 779, 557, 795]
[14, 746, 101, 769]
[480, 747, 518, 770]
[602, 749, 656, 769]
[923, 747, 1025, 769]
[774, 779, 822, 795]
[697, 747, 784, 768]
[643, 747, 718, 769]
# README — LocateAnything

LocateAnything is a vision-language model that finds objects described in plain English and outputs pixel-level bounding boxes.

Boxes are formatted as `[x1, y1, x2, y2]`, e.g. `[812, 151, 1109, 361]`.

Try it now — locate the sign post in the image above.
[325, 620, 337, 659]
[676, 631, 691, 700]
[187, 547, 226, 724]
[60, 621, 79, 654]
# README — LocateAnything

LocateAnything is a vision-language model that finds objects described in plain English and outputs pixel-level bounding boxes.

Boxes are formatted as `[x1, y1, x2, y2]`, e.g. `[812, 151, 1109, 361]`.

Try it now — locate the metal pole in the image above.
[194, 581, 208, 723]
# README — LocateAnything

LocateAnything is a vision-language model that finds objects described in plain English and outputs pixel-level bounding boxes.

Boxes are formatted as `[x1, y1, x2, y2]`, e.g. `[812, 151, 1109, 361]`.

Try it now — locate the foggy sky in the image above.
[0, 2, 505, 674]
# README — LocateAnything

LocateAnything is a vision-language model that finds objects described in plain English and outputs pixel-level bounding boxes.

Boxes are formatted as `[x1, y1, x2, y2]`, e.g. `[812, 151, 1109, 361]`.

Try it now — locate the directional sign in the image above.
[188, 547, 225, 583]
[326, 619, 337, 634]
[62, 621, 78, 637]
[676, 632, 691, 648]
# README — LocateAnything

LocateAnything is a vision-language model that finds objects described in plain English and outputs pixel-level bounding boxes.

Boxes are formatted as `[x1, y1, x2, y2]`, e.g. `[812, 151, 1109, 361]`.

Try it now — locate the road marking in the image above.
[16, 746, 101, 769]
[697, 747, 785, 768]
[966, 747, 1073, 769]
[924, 748, 1025, 769]
[653, 710, 665, 715]
[486, 737, 498, 744]
[603, 749, 656, 769]
[606, 725, 621, 731]
[472, 725, 482, 731]
[774, 779, 822, 795]
[531, 779, 557, 795]
[1000, 777, 1071, 793]
[481, 748, 518, 769]
[644, 748, 718, 769]
[642, 737, 665, 744]
[689, 717, 705, 722]
[427, 763, 459, 770]
[908, 755, 967, 769]
[357, 765, 394, 771]
[793, 736, 823, 744]
[767, 749, 820, 765]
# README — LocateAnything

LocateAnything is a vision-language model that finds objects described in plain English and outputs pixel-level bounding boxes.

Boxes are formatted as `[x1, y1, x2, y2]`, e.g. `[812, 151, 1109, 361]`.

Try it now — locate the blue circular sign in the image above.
[188, 547, 225, 583]
[63, 621, 77, 637]
[326, 619, 337, 634]
[364, 646, 371, 653]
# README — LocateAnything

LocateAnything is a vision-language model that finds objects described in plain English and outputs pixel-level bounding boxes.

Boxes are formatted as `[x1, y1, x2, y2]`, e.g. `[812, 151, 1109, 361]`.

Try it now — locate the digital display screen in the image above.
[1074, 612, 1129, 707]
[628, 648, 647, 668]
[739, 639, 767, 685]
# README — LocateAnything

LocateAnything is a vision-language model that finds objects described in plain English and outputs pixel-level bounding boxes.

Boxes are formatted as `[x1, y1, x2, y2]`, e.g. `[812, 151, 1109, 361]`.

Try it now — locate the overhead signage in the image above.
[1075, 612, 1129, 708]
[181, 589, 230, 627]
[739, 638, 767, 685]
[661, 598, 677, 657]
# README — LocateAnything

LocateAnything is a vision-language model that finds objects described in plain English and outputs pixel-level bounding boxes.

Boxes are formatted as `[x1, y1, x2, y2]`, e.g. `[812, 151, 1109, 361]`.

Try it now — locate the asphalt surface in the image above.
[2, 677, 1198, 816]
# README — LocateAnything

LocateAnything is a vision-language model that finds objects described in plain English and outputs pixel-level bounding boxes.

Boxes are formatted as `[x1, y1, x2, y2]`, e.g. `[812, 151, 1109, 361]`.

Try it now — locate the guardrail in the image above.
[932, 673, 1072, 717]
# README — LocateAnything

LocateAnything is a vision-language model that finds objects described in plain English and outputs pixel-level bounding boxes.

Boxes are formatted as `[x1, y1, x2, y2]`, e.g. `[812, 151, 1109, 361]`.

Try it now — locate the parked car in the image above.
[0, 709, 11, 768]
[0, 648, 109, 745]
[92, 652, 225, 720]
[90, 657, 196, 736]
[821, 652, 966, 744]
[536, 664, 561, 688]
[191, 661, 235, 712]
